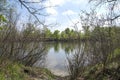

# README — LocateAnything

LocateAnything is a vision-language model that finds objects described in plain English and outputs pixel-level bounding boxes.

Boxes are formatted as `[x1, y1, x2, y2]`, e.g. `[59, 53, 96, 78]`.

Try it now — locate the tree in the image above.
[89, 0, 120, 23]
[44, 28, 52, 38]
[18, 0, 50, 25]
[0, 15, 6, 30]
[61, 31, 66, 39]
[22, 23, 36, 38]
[65, 28, 70, 34]
[65, 28, 71, 39]
[0, 0, 7, 30]
[0, 0, 7, 12]
[52, 30, 60, 39]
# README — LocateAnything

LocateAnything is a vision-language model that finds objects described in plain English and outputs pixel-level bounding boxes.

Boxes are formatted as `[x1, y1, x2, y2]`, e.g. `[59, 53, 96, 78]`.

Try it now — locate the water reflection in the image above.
[41, 41, 120, 77]
[66, 41, 120, 80]
[37, 42, 82, 76]
[0, 41, 119, 77]
[44, 47, 68, 76]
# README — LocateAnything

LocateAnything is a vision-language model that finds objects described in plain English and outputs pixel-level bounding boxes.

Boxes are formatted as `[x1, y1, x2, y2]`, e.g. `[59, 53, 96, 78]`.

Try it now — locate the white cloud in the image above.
[46, 8, 58, 15]
[46, 16, 57, 24]
[62, 10, 77, 15]
[44, 0, 66, 7]
[29, 0, 39, 2]
[44, 0, 89, 16]
[71, 0, 87, 5]
[51, 18, 82, 32]
[42, 0, 88, 31]
[44, 0, 65, 16]
[44, 0, 87, 7]
[53, 0, 64, 6]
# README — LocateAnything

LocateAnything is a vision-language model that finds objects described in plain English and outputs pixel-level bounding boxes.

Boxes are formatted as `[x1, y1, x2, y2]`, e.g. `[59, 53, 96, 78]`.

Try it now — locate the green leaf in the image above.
[0, 15, 7, 22]
[0, 27, 3, 30]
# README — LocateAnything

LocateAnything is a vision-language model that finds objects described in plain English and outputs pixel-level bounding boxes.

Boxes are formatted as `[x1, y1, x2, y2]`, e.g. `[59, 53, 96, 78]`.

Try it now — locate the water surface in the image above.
[34, 42, 77, 76]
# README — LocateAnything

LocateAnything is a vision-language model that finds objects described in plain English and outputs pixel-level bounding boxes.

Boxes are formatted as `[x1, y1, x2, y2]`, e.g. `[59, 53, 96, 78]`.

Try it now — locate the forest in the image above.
[0, 0, 120, 80]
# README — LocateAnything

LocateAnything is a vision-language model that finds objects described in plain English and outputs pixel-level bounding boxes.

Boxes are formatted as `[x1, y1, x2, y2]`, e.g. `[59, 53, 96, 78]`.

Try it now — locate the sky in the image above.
[43, 0, 90, 32]
[15, 0, 107, 32]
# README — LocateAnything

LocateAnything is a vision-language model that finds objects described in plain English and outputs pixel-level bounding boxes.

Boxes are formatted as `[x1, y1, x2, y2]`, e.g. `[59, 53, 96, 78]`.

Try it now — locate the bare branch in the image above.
[107, 0, 117, 2]
[18, 0, 45, 26]
[22, 1, 42, 4]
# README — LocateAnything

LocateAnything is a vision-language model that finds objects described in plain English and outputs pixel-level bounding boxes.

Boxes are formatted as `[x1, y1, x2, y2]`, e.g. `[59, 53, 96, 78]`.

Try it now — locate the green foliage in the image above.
[60, 28, 80, 39]
[114, 48, 120, 57]
[23, 66, 55, 80]
[90, 26, 120, 42]
[0, 15, 6, 22]
[83, 62, 120, 80]
[0, 27, 2, 30]
[82, 26, 91, 39]
[0, 72, 6, 80]
[64, 28, 72, 38]
[65, 28, 70, 35]
[0, 60, 27, 80]
[52, 30, 60, 39]
[44, 28, 52, 38]
[0, 15, 7, 30]
[43, 28, 81, 40]
[54, 43, 60, 52]
[0, 60, 56, 80]
[0, 0, 7, 30]
[22, 23, 41, 39]
[61, 31, 66, 39]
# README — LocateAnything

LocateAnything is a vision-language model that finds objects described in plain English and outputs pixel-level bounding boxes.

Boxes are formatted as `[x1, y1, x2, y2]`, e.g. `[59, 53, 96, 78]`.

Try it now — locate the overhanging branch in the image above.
[18, 0, 45, 26]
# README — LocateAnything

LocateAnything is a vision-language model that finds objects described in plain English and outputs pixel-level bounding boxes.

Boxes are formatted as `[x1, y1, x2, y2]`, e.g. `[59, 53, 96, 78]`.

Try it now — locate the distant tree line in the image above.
[1, 17, 120, 42]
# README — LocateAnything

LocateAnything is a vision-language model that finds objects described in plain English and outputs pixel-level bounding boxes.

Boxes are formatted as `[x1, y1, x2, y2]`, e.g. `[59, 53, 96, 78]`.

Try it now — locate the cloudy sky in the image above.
[16, 0, 120, 32]
[43, 0, 90, 32]
[17, 0, 104, 32]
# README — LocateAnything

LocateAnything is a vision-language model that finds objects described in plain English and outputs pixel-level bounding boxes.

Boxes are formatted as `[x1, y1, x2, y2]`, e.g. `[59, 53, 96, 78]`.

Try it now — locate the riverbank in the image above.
[0, 59, 120, 80]
[0, 59, 67, 80]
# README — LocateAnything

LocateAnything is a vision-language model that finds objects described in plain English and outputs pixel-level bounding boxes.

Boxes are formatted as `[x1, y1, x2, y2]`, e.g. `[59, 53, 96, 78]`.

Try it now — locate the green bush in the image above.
[0, 60, 27, 80]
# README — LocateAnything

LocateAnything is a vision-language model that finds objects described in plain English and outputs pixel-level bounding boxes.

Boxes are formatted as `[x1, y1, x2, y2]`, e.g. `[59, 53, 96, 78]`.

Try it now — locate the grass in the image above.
[0, 60, 27, 80]
[0, 59, 56, 80]
[82, 62, 120, 80]
[23, 66, 56, 80]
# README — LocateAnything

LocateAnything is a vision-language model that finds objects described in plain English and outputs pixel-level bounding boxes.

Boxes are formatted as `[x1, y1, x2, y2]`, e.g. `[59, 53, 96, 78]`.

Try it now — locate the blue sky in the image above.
[43, 0, 90, 32]
[16, 0, 107, 32]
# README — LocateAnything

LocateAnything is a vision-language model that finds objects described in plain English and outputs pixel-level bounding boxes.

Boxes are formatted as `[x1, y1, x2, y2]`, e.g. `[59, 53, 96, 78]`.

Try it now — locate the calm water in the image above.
[34, 42, 78, 76]
[33, 41, 116, 76]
